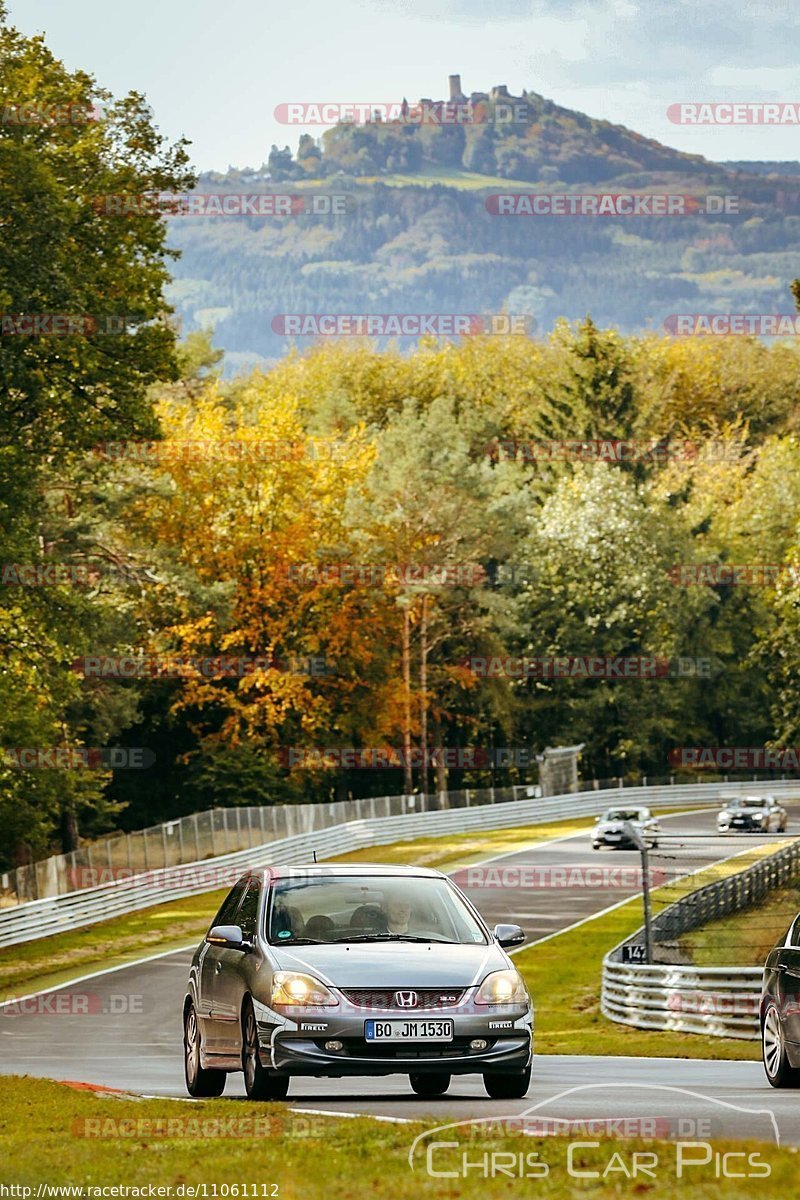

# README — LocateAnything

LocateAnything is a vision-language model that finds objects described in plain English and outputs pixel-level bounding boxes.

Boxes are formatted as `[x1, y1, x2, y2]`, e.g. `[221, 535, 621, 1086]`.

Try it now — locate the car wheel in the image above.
[242, 998, 290, 1100]
[483, 1066, 531, 1099]
[409, 1072, 451, 1097]
[184, 1001, 226, 1097]
[592, 843, 600, 850]
[762, 1002, 800, 1088]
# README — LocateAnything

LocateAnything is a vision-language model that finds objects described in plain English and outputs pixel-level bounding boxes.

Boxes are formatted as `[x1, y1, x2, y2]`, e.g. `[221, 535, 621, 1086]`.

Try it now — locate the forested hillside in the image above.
[164, 84, 800, 369]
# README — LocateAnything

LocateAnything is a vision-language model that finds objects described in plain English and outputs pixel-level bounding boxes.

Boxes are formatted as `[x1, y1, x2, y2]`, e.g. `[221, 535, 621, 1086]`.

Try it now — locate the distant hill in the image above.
[264, 75, 729, 185]
[164, 77, 800, 370]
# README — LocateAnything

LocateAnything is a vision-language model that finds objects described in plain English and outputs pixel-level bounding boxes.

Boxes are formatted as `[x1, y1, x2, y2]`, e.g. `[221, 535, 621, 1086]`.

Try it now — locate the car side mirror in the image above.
[493, 923, 525, 948]
[207, 924, 252, 951]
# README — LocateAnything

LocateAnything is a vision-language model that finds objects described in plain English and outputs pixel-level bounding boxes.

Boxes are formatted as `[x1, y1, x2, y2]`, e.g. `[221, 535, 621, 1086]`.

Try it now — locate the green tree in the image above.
[0, 3, 194, 866]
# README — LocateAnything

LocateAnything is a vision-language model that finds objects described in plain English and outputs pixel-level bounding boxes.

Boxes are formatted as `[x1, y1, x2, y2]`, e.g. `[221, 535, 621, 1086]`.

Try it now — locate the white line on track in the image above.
[288, 1105, 412, 1124]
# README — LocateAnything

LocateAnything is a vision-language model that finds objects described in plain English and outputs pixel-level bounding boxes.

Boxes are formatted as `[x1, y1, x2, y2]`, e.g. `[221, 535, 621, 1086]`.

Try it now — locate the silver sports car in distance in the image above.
[184, 863, 533, 1101]
[592, 806, 660, 850]
[717, 794, 788, 834]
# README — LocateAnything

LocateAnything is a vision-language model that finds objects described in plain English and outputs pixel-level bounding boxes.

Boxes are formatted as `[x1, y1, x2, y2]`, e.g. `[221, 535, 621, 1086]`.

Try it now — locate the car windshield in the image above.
[728, 797, 766, 808]
[266, 875, 488, 946]
[603, 810, 644, 821]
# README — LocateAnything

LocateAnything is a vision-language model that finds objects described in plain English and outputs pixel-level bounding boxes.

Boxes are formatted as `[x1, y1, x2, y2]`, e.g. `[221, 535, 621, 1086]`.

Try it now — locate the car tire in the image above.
[242, 998, 290, 1100]
[184, 1001, 226, 1097]
[483, 1066, 531, 1099]
[409, 1072, 450, 1097]
[762, 1002, 800, 1088]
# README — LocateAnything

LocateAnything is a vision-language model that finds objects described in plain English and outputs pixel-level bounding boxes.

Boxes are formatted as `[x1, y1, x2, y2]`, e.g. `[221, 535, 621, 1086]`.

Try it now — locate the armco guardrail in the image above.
[9, 790, 487, 903]
[7, 770, 791, 903]
[602, 961, 763, 1039]
[0, 779, 793, 950]
[602, 839, 800, 1040]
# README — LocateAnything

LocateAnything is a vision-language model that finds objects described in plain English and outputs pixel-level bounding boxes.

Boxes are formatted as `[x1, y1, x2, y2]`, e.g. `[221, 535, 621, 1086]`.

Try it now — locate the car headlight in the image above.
[475, 969, 528, 1006]
[271, 971, 339, 1007]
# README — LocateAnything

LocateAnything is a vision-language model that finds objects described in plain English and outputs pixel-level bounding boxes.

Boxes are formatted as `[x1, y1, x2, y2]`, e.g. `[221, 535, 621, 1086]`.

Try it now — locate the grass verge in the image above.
[0, 1075, 794, 1195]
[680, 882, 800, 967]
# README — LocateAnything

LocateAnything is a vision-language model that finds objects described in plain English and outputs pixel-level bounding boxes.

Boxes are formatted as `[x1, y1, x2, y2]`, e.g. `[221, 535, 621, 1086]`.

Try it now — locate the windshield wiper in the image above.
[269, 936, 321, 945]
[330, 933, 455, 944]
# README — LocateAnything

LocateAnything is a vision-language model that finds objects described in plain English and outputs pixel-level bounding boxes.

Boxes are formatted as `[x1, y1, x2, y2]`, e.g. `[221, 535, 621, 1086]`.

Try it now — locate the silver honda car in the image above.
[183, 863, 533, 1101]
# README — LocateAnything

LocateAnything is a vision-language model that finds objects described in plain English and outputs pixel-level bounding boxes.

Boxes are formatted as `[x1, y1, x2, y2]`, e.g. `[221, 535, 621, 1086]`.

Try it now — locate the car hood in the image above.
[266, 940, 510, 987]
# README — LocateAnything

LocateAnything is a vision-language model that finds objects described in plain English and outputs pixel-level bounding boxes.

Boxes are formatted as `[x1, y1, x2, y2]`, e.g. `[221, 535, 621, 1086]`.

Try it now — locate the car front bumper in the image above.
[254, 1000, 533, 1076]
[594, 832, 638, 848]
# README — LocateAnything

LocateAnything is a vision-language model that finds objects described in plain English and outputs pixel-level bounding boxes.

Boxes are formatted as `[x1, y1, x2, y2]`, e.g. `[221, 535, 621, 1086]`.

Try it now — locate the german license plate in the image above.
[364, 1019, 454, 1042]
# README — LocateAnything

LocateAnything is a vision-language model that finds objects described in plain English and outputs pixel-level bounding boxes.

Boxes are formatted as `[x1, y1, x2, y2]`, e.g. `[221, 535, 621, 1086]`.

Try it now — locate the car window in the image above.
[267, 875, 488, 945]
[209, 881, 246, 931]
[237, 879, 261, 939]
[791, 919, 800, 948]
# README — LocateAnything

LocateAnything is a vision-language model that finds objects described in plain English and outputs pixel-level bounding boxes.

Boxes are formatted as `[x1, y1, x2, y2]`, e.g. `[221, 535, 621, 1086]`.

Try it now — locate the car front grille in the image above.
[339, 988, 467, 1010]
[315, 1037, 492, 1059]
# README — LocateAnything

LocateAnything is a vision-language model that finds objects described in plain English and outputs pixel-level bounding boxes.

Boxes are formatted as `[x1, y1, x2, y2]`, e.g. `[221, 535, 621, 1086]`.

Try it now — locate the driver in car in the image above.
[384, 892, 412, 934]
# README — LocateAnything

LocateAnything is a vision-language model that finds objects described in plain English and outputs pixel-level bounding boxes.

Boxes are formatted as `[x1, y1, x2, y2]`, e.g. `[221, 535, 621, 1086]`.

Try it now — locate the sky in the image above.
[8, 0, 800, 172]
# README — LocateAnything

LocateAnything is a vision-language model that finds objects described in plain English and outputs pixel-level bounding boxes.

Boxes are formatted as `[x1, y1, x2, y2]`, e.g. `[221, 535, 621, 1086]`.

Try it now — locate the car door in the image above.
[778, 919, 800, 1045]
[198, 880, 246, 1052]
[211, 877, 262, 1056]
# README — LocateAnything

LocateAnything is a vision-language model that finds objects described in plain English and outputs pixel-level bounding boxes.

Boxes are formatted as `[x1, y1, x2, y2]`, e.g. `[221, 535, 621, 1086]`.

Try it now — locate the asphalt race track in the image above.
[3, 807, 800, 1144]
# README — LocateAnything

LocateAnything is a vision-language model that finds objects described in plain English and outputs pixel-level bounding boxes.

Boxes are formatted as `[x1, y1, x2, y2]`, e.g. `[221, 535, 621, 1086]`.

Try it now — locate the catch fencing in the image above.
[0, 778, 793, 950]
[4, 771, 785, 904]
[602, 840, 800, 1039]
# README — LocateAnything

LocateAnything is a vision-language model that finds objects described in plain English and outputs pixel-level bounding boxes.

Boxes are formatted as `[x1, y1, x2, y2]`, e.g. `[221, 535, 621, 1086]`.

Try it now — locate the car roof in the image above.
[240, 863, 448, 885]
[721, 794, 773, 802]
[603, 806, 648, 813]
